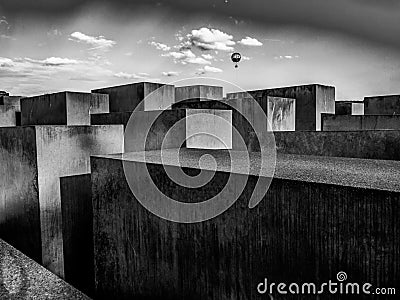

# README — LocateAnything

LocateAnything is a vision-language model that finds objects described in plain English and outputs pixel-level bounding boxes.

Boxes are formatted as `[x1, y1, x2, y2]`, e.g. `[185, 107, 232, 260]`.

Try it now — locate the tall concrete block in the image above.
[186, 109, 232, 149]
[227, 84, 335, 131]
[92, 82, 175, 112]
[91, 150, 400, 299]
[175, 85, 223, 103]
[21, 92, 109, 126]
[0, 125, 124, 279]
[0, 105, 19, 127]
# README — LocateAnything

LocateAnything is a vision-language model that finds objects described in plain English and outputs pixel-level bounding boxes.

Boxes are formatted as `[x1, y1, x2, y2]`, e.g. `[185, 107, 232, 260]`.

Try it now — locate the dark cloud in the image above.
[1, 0, 400, 51]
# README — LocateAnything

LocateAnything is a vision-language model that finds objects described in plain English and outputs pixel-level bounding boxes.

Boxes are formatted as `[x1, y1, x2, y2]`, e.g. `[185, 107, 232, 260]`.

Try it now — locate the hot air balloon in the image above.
[231, 52, 241, 68]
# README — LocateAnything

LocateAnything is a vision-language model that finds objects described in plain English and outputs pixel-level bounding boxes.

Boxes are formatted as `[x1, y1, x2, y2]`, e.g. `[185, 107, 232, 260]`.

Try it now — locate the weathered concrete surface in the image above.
[0, 105, 19, 127]
[21, 92, 109, 126]
[364, 95, 400, 115]
[0, 239, 90, 300]
[267, 97, 295, 131]
[335, 101, 364, 115]
[274, 130, 400, 160]
[226, 84, 335, 131]
[0, 96, 23, 111]
[186, 109, 232, 149]
[91, 150, 400, 299]
[322, 114, 400, 131]
[0, 125, 124, 280]
[175, 85, 223, 102]
[92, 82, 175, 112]
[60, 174, 93, 296]
[124, 109, 187, 152]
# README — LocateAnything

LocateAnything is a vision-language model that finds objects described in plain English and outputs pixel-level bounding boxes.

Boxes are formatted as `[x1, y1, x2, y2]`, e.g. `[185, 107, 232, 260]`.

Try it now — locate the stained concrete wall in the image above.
[91, 155, 400, 299]
[364, 95, 400, 115]
[226, 84, 335, 131]
[175, 85, 223, 103]
[274, 130, 400, 160]
[92, 82, 175, 112]
[0, 239, 90, 299]
[322, 114, 400, 131]
[267, 97, 295, 131]
[0, 105, 18, 127]
[21, 92, 109, 126]
[186, 109, 232, 149]
[0, 125, 124, 280]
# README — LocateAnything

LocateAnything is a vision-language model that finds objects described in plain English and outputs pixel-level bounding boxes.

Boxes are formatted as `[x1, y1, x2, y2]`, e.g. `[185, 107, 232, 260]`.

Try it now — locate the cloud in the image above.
[196, 65, 223, 75]
[162, 71, 180, 77]
[0, 57, 14, 67]
[47, 29, 62, 36]
[25, 57, 80, 66]
[149, 41, 171, 51]
[162, 49, 211, 65]
[69, 31, 116, 51]
[188, 27, 235, 51]
[114, 72, 149, 80]
[274, 55, 299, 59]
[242, 55, 251, 60]
[238, 37, 263, 46]
[201, 54, 214, 60]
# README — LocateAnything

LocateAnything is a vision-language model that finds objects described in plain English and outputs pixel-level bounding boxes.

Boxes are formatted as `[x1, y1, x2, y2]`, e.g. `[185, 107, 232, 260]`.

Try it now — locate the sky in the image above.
[0, 0, 400, 99]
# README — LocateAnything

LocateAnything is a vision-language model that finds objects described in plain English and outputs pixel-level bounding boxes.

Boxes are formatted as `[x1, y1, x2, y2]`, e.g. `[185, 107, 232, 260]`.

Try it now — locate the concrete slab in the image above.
[175, 85, 223, 103]
[322, 114, 400, 131]
[92, 82, 175, 112]
[0, 239, 90, 299]
[91, 150, 400, 299]
[274, 130, 400, 160]
[21, 92, 109, 126]
[0, 105, 19, 127]
[0, 125, 124, 280]
[364, 95, 400, 115]
[186, 109, 232, 149]
[226, 84, 335, 131]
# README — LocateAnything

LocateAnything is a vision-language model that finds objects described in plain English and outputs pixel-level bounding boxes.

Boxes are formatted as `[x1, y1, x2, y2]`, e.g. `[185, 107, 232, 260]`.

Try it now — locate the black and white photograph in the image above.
[0, 0, 399, 299]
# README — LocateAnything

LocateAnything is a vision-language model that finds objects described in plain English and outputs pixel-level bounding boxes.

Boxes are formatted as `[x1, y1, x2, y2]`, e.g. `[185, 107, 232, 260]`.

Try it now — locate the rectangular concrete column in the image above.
[0, 125, 123, 279]
[92, 82, 175, 112]
[0, 105, 19, 127]
[21, 92, 109, 126]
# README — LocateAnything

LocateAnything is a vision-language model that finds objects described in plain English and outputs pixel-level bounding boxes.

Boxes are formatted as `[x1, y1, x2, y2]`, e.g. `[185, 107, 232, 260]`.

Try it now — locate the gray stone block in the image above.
[227, 84, 335, 131]
[364, 95, 400, 115]
[92, 82, 175, 112]
[21, 92, 109, 126]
